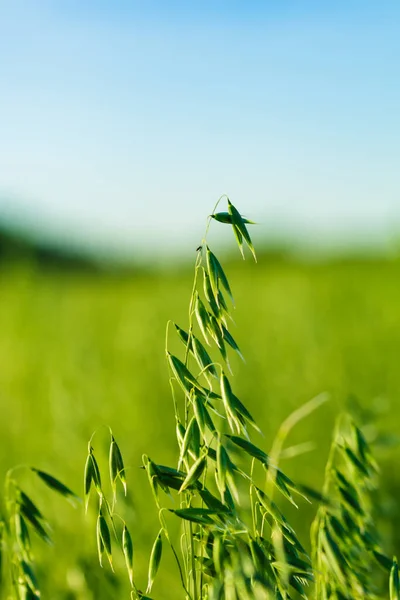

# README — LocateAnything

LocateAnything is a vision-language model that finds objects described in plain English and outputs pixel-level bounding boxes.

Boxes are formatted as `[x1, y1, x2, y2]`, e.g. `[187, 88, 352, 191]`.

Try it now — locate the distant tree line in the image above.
[0, 222, 99, 271]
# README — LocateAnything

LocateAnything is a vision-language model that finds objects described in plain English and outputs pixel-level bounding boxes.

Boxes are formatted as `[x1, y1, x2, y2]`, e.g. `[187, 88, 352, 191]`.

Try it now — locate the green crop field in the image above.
[1, 252, 399, 598]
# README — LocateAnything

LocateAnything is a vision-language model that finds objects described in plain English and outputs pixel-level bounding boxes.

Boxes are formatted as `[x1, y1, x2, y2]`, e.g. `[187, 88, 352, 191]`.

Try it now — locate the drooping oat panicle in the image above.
[311, 414, 388, 599]
[79, 198, 393, 600]
[1, 466, 77, 599]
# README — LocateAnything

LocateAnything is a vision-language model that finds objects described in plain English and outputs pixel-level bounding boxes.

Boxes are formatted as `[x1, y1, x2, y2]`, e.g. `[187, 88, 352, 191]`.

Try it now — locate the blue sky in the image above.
[1, 1, 399, 256]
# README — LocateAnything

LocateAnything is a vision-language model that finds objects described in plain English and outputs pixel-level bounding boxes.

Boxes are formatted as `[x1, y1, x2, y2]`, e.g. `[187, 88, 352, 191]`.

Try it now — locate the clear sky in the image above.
[1, 1, 399, 256]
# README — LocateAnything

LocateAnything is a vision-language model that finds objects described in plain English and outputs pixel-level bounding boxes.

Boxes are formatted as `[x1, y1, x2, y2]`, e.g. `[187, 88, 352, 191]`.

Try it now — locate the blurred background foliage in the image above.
[0, 223, 399, 598]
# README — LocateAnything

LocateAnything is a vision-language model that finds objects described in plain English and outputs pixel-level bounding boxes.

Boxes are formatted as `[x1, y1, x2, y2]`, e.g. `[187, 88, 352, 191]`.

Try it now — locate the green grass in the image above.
[0, 252, 399, 598]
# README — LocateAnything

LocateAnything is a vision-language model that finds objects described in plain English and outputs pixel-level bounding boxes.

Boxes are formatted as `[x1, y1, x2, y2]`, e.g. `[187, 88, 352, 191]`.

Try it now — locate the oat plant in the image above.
[311, 414, 396, 600]
[85, 197, 398, 600]
[0, 466, 78, 598]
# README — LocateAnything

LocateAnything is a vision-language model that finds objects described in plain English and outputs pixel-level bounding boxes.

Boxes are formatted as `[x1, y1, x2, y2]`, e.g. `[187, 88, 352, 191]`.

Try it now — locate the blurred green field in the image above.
[1, 253, 400, 598]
